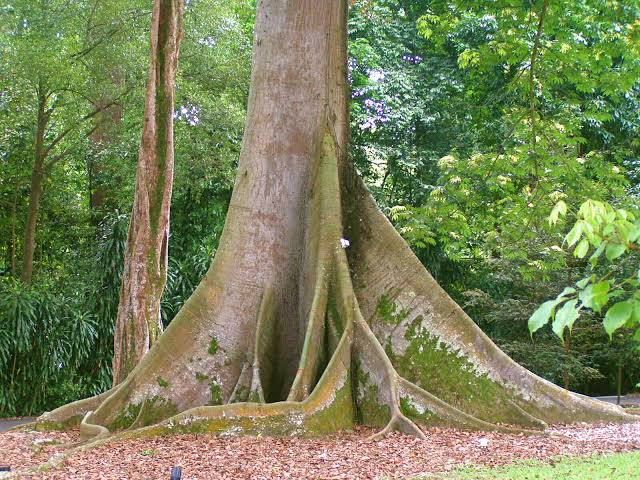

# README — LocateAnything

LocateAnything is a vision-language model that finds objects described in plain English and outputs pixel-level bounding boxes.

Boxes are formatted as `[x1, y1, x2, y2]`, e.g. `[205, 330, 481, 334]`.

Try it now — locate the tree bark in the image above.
[41, 0, 635, 441]
[111, 0, 184, 386]
[21, 92, 48, 284]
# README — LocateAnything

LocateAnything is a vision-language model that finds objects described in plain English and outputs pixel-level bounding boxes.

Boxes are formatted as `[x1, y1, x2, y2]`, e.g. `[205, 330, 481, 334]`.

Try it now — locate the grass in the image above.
[412, 452, 640, 479]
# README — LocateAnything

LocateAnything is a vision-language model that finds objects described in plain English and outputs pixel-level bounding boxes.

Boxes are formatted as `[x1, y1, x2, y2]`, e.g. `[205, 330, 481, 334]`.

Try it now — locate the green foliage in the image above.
[0, 278, 98, 415]
[0, 0, 251, 415]
[349, 0, 640, 395]
[529, 200, 640, 341]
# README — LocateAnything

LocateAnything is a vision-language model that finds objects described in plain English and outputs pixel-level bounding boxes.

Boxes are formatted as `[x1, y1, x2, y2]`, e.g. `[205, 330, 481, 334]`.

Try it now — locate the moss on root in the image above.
[208, 337, 219, 355]
[36, 107, 636, 447]
[156, 376, 169, 388]
[208, 381, 223, 406]
[110, 403, 143, 431]
[382, 306, 534, 425]
[399, 395, 436, 424]
[354, 363, 391, 427]
[34, 418, 82, 431]
[109, 397, 178, 431]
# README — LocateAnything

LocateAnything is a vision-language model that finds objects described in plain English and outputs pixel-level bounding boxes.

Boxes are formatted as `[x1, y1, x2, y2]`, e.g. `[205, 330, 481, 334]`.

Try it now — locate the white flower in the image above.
[478, 438, 489, 448]
[340, 238, 350, 248]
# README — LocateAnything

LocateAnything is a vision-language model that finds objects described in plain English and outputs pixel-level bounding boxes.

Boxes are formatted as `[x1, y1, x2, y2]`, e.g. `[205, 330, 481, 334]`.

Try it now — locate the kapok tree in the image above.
[40, 0, 632, 441]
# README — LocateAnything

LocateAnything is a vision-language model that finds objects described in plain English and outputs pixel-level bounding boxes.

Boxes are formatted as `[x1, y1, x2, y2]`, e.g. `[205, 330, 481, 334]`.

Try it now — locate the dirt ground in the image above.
[1, 420, 639, 479]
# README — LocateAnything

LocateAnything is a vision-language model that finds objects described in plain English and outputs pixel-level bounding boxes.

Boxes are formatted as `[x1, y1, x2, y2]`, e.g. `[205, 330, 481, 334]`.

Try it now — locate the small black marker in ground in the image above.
[0, 466, 10, 472]
[171, 466, 182, 479]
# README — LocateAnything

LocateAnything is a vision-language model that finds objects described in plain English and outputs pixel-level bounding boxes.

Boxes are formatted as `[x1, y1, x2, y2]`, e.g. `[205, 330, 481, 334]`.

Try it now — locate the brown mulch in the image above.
[1, 422, 639, 479]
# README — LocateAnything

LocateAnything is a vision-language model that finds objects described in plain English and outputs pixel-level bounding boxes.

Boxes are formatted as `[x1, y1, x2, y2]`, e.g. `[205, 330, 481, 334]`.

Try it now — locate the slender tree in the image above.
[42, 0, 632, 440]
[111, 0, 184, 385]
[4, 0, 132, 284]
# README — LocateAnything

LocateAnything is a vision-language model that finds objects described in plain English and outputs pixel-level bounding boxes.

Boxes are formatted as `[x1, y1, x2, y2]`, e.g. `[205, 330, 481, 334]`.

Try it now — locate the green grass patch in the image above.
[413, 452, 640, 479]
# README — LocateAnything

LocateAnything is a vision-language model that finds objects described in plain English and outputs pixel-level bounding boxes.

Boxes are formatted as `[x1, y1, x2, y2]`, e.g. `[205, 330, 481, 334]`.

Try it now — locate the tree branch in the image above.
[43, 87, 132, 158]
[529, 0, 550, 161]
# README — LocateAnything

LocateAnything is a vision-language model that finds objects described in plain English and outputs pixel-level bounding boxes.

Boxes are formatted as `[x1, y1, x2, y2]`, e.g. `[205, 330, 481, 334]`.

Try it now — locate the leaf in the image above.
[630, 303, 640, 326]
[605, 243, 626, 261]
[549, 200, 567, 225]
[578, 281, 610, 313]
[528, 298, 565, 335]
[565, 222, 583, 247]
[589, 241, 606, 266]
[603, 301, 633, 338]
[574, 238, 589, 258]
[576, 276, 591, 289]
[557, 287, 576, 298]
[552, 299, 580, 341]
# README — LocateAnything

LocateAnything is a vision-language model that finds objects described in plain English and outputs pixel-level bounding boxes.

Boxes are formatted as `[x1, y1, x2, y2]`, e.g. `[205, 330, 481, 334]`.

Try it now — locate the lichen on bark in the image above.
[38, 0, 636, 448]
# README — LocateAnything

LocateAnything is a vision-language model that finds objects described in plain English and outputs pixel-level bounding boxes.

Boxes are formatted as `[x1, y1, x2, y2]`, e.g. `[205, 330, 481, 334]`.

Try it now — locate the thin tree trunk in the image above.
[41, 0, 634, 440]
[89, 95, 124, 224]
[9, 183, 18, 276]
[21, 93, 47, 284]
[563, 332, 572, 390]
[111, 0, 184, 386]
[617, 364, 623, 405]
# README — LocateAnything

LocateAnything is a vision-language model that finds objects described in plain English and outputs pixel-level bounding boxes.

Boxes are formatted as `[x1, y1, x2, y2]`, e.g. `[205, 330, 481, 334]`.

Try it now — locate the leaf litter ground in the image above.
[1, 422, 639, 479]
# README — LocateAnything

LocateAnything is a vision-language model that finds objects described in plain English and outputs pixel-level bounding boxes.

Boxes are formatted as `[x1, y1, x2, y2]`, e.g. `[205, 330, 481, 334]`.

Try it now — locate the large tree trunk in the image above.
[111, 0, 184, 385]
[41, 0, 634, 440]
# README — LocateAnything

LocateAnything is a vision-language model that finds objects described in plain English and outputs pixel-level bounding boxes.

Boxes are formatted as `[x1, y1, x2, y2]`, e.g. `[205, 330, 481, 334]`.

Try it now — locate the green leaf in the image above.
[617, 222, 632, 243]
[528, 298, 564, 335]
[574, 238, 589, 258]
[617, 209, 628, 221]
[552, 299, 580, 340]
[630, 303, 640, 326]
[549, 200, 567, 225]
[603, 301, 633, 338]
[565, 222, 583, 247]
[576, 276, 591, 289]
[578, 281, 610, 313]
[589, 241, 606, 266]
[605, 243, 626, 261]
[557, 287, 576, 298]
[603, 224, 615, 237]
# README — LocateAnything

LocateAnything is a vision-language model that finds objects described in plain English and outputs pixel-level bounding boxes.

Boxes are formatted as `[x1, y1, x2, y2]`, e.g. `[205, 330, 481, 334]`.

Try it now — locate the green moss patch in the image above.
[399, 395, 435, 424]
[354, 364, 391, 427]
[156, 376, 169, 388]
[208, 381, 223, 406]
[377, 295, 409, 325]
[208, 337, 219, 355]
[386, 309, 530, 425]
[109, 396, 178, 430]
